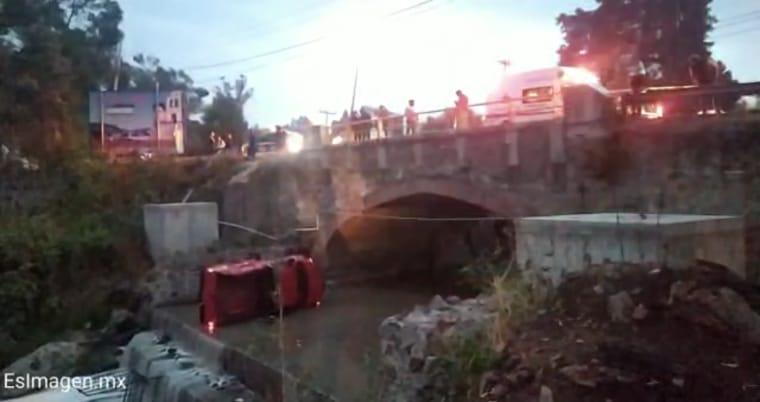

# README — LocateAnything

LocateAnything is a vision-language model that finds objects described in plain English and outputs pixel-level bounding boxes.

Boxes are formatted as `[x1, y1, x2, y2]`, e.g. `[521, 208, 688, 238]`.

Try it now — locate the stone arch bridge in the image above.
[222, 117, 753, 275]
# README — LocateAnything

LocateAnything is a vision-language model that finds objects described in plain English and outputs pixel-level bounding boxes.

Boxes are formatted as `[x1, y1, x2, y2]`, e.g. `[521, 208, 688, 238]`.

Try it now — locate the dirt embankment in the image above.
[483, 263, 760, 402]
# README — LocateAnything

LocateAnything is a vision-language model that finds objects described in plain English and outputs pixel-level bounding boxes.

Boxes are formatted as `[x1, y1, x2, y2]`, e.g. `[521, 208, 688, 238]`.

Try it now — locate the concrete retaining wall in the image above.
[516, 213, 746, 285]
[122, 332, 262, 402]
[148, 309, 336, 402]
[144, 203, 219, 261]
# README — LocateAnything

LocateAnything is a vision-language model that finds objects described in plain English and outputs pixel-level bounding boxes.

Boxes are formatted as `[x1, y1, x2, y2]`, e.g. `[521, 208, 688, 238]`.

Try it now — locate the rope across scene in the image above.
[219, 212, 511, 241]
[329, 210, 513, 222]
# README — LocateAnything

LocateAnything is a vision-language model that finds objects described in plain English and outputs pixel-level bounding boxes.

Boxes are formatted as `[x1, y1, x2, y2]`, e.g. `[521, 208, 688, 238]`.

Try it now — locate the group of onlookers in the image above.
[209, 132, 233, 152]
[625, 51, 734, 117]
[338, 90, 473, 143]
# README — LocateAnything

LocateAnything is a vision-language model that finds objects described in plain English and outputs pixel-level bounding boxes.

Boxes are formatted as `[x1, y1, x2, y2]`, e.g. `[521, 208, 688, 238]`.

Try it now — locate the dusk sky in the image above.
[120, 0, 760, 127]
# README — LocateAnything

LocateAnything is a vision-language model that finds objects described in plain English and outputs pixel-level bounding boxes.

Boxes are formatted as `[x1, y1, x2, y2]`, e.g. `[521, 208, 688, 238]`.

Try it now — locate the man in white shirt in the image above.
[405, 99, 417, 136]
[454, 90, 470, 131]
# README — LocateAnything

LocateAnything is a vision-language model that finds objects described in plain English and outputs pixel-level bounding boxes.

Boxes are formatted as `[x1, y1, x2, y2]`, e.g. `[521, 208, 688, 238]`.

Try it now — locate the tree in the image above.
[117, 54, 208, 114]
[557, 0, 729, 89]
[0, 0, 123, 156]
[286, 116, 313, 133]
[201, 75, 253, 147]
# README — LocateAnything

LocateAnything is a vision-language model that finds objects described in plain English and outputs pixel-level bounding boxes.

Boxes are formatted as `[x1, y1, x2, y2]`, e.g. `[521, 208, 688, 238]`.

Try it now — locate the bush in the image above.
[0, 153, 240, 366]
[458, 251, 544, 371]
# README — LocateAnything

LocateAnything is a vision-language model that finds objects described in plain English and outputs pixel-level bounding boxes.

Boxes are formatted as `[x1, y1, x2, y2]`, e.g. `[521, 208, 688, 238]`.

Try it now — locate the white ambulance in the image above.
[484, 66, 612, 127]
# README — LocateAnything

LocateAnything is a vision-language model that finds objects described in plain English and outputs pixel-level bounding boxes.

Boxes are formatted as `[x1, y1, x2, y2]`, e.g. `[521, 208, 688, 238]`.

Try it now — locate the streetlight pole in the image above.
[319, 110, 336, 127]
[350, 66, 359, 113]
[498, 59, 511, 72]
[319, 110, 336, 146]
[154, 80, 160, 152]
[99, 90, 105, 152]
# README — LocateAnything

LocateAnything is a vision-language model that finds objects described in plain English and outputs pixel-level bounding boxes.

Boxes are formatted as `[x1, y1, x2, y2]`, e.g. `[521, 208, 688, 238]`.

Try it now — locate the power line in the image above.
[193, 52, 305, 85]
[221, 0, 342, 43]
[717, 9, 760, 24]
[191, 0, 451, 85]
[712, 24, 760, 39]
[184, 37, 327, 71]
[330, 210, 513, 222]
[182, 0, 437, 71]
[713, 15, 760, 32]
[217, 0, 337, 48]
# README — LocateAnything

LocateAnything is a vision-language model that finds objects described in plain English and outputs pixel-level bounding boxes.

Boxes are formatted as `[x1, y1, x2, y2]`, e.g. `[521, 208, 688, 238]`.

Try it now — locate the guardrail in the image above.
[621, 81, 760, 120]
[326, 98, 525, 144]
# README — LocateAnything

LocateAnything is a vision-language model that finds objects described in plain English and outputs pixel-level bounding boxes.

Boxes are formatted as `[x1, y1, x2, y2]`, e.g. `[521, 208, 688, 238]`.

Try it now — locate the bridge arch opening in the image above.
[325, 192, 515, 295]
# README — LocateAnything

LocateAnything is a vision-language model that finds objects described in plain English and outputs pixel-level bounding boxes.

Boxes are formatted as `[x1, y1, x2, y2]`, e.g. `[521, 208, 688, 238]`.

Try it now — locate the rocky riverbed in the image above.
[380, 262, 760, 402]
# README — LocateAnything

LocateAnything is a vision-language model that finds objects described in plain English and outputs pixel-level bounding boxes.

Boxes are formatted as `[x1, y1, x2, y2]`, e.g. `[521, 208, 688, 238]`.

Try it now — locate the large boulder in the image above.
[671, 284, 760, 344]
[100, 308, 142, 346]
[608, 291, 634, 323]
[1, 342, 85, 398]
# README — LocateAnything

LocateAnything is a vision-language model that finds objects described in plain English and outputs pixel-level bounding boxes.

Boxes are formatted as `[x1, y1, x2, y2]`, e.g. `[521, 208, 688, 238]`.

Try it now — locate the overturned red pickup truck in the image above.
[199, 255, 324, 328]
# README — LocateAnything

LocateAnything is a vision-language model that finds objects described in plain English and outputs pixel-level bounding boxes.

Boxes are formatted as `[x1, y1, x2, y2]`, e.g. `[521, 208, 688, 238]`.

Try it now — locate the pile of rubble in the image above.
[379, 295, 496, 401]
[381, 262, 760, 402]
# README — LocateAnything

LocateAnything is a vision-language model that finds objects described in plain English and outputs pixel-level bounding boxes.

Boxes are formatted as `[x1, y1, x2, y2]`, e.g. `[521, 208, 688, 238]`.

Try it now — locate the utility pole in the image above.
[318, 110, 336, 127]
[155, 80, 160, 152]
[350, 67, 359, 113]
[99, 90, 105, 152]
[498, 59, 511, 72]
[112, 40, 122, 91]
[319, 110, 336, 144]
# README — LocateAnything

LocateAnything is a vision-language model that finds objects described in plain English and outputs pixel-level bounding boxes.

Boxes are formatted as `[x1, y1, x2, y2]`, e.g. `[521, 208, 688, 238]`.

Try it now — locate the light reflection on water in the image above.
[210, 286, 435, 401]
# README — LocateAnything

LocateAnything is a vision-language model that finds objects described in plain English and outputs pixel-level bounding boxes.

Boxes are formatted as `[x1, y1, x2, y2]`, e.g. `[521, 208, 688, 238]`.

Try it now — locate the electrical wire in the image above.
[712, 25, 760, 39]
[220, 0, 343, 45]
[183, 37, 327, 71]
[193, 52, 306, 85]
[329, 210, 513, 222]
[181, 0, 437, 71]
[716, 9, 760, 25]
[190, 0, 451, 85]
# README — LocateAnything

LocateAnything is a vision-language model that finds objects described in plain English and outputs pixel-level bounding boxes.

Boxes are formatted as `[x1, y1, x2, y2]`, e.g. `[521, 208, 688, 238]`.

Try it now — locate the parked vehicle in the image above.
[484, 66, 612, 126]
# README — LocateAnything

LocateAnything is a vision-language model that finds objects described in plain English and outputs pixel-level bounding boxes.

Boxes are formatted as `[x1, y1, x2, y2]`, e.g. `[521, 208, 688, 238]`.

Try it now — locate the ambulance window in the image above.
[522, 86, 553, 104]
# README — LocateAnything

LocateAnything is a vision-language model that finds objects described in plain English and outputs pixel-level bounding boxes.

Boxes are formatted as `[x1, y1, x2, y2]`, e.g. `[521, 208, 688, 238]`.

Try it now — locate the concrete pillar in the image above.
[724, 170, 746, 214]
[143, 202, 219, 261]
[456, 136, 467, 166]
[378, 144, 388, 169]
[549, 121, 566, 163]
[504, 129, 519, 166]
[320, 149, 329, 169]
[345, 144, 358, 171]
[413, 142, 423, 167]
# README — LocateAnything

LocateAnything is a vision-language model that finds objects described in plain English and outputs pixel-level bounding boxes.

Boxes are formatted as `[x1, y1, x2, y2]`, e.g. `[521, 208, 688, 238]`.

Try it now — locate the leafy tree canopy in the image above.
[201, 75, 253, 146]
[556, 0, 731, 88]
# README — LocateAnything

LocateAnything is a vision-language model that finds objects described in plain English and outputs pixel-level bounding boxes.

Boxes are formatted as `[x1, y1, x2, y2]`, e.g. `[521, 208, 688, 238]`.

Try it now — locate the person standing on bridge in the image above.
[209, 131, 218, 154]
[359, 107, 373, 141]
[274, 125, 287, 151]
[454, 90, 470, 131]
[377, 105, 391, 138]
[350, 111, 362, 142]
[247, 129, 257, 160]
[405, 99, 418, 136]
[225, 133, 234, 153]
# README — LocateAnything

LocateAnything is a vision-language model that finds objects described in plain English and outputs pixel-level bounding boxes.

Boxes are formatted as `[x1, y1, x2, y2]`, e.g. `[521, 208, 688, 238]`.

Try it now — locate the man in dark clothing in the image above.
[350, 111, 361, 142]
[247, 130, 257, 160]
[359, 108, 372, 141]
[224, 134, 234, 153]
[275, 125, 287, 151]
